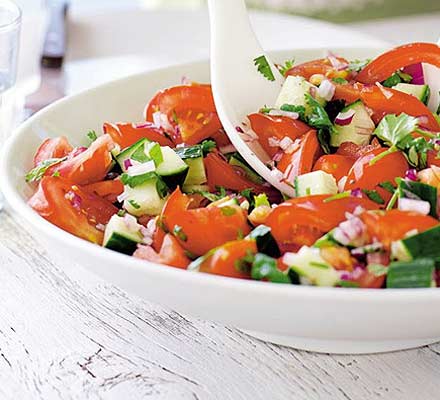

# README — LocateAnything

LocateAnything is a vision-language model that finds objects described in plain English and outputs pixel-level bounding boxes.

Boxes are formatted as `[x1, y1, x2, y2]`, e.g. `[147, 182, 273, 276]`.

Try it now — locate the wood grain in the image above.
[1, 210, 440, 400]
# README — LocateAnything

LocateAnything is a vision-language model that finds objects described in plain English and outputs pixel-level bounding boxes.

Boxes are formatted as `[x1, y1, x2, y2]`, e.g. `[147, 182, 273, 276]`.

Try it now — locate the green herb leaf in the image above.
[277, 58, 295, 76]
[280, 104, 306, 120]
[338, 280, 360, 288]
[254, 193, 270, 208]
[146, 142, 163, 166]
[175, 145, 202, 159]
[332, 77, 348, 85]
[259, 106, 274, 114]
[234, 250, 255, 274]
[382, 73, 402, 88]
[378, 181, 395, 194]
[305, 93, 335, 132]
[253, 55, 275, 82]
[374, 113, 419, 150]
[87, 130, 98, 143]
[251, 253, 291, 283]
[347, 58, 370, 73]
[52, 171, 61, 177]
[117, 210, 126, 217]
[201, 140, 216, 155]
[362, 189, 385, 204]
[367, 263, 388, 277]
[25, 157, 66, 183]
[173, 225, 188, 241]
[121, 171, 158, 188]
[220, 206, 237, 216]
[156, 178, 169, 199]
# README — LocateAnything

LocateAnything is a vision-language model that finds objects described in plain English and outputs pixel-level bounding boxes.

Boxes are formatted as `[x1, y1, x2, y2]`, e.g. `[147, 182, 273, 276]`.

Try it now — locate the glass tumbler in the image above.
[0, 0, 21, 209]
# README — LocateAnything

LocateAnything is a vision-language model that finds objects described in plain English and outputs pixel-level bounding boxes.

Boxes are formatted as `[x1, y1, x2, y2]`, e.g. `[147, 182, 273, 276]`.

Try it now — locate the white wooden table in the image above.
[2, 8, 440, 399]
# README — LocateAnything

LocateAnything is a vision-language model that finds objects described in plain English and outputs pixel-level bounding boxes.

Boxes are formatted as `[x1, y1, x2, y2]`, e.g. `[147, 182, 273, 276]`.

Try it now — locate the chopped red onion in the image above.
[405, 169, 418, 181]
[272, 150, 283, 162]
[268, 109, 299, 119]
[350, 188, 363, 198]
[366, 251, 390, 266]
[72, 147, 88, 157]
[402, 63, 424, 85]
[338, 176, 347, 192]
[333, 216, 367, 247]
[181, 75, 192, 85]
[326, 51, 349, 71]
[309, 86, 318, 99]
[279, 136, 294, 151]
[123, 214, 139, 231]
[375, 82, 393, 99]
[140, 219, 156, 245]
[235, 126, 244, 133]
[135, 122, 155, 129]
[335, 109, 356, 126]
[398, 198, 431, 215]
[124, 159, 133, 170]
[317, 79, 336, 101]
[268, 137, 281, 147]
[127, 160, 156, 177]
[117, 189, 130, 203]
[351, 242, 383, 256]
[65, 191, 82, 209]
[219, 144, 236, 154]
[417, 115, 429, 126]
[282, 163, 296, 186]
[96, 223, 106, 232]
[152, 111, 174, 132]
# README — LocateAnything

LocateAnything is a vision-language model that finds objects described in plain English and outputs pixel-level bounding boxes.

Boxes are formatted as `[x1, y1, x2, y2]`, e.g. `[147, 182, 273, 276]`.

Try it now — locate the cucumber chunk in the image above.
[123, 178, 168, 217]
[386, 258, 435, 288]
[275, 75, 326, 110]
[116, 138, 150, 172]
[392, 83, 430, 105]
[183, 157, 207, 188]
[393, 225, 440, 262]
[246, 225, 281, 258]
[155, 146, 189, 189]
[283, 246, 339, 287]
[294, 170, 338, 197]
[229, 153, 264, 184]
[103, 214, 143, 255]
[330, 100, 375, 147]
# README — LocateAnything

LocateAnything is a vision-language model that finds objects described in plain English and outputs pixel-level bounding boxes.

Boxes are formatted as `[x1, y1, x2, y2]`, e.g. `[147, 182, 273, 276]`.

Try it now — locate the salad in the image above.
[26, 42, 440, 289]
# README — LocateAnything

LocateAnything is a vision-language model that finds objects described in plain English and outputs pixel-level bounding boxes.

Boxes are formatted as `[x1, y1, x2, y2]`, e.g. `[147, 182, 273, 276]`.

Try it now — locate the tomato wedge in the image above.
[353, 271, 385, 289]
[204, 152, 264, 193]
[161, 188, 250, 256]
[248, 113, 310, 157]
[103, 122, 173, 149]
[277, 129, 322, 176]
[33, 136, 73, 167]
[334, 83, 440, 131]
[145, 84, 222, 145]
[285, 57, 350, 80]
[344, 148, 408, 203]
[336, 139, 381, 159]
[82, 179, 123, 203]
[198, 239, 257, 279]
[28, 176, 117, 244]
[313, 154, 354, 182]
[134, 233, 190, 269]
[356, 43, 440, 84]
[51, 134, 115, 185]
[266, 195, 377, 248]
[360, 209, 438, 249]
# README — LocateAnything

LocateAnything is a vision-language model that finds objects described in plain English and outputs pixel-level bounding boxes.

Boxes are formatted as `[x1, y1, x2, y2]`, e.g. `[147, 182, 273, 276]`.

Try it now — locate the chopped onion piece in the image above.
[405, 169, 418, 181]
[317, 79, 336, 101]
[270, 168, 284, 182]
[335, 109, 356, 126]
[279, 136, 294, 151]
[268, 109, 299, 119]
[398, 198, 430, 215]
[375, 82, 393, 99]
[219, 144, 236, 154]
[402, 63, 424, 85]
[268, 137, 281, 147]
[117, 188, 130, 203]
[127, 160, 156, 177]
[152, 111, 174, 132]
[123, 214, 139, 231]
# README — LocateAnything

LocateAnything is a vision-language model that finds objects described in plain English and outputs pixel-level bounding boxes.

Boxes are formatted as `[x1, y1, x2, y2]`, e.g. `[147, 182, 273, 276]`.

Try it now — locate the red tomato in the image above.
[353, 271, 385, 289]
[161, 188, 250, 256]
[51, 134, 115, 185]
[33, 136, 73, 167]
[82, 179, 124, 203]
[28, 176, 117, 244]
[285, 57, 350, 80]
[145, 84, 222, 145]
[266, 195, 377, 247]
[344, 148, 408, 203]
[277, 129, 322, 176]
[313, 154, 354, 182]
[204, 152, 264, 193]
[134, 233, 190, 269]
[335, 139, 381, 159]
[198, 239, 257, 279]
[427, 150, 440, 168]
[334, 83, 440, 131]
[248, 113, 310, 157]
[103, 122, 173, 149]
[356, 43, 440, 84]
[360, 209, 438, 249]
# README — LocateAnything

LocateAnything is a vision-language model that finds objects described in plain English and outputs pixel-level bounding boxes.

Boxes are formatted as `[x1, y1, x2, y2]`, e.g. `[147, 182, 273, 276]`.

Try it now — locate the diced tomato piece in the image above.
[82, 179, 124, 203]
[33, 136, 73, 167]
[313, 154, 354, 182]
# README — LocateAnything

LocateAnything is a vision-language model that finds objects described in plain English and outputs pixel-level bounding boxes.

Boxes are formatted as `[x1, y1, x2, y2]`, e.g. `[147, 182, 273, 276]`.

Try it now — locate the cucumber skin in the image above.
[105, 232, 140, 255]
[386, 258, 435, 288]
[401, 225, 440, 261]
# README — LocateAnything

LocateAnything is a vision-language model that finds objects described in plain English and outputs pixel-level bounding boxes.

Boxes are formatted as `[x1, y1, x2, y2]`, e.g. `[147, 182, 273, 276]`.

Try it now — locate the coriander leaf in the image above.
[317, 129, 331, 154]
[189, 190, 221, 202]
[254, 193, 270, 208]
[280, 104, 306, 120]
[382, 73, 402, 88]
[374, 113, 419, 150]
[347, 58, 370, 73]
[121, 171, 158, 188]
[87, 130, 98, 143]
[378, 181, 395, 194]
[305, 93, 335, 132]
[146, 142, 163, 166]
[362, 189, 385, 204]
[251, 253, 291, 283]
[254, 55, 275, 82]
[156, 178, 169, 199]
[332, 77, 348, 85]
[259, 106, 274, 114]
[277, 58, 295, 76]
[367, 263, 388, 277]
[201, 140, 216, 155]
[175, 145, 202, 159]
[128, 199, 141, 209]
[25, 157, 66, 183]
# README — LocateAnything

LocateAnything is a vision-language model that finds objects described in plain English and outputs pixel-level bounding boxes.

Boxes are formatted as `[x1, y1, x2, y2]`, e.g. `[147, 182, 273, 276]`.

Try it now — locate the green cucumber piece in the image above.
[393, 83, 431, 105]
[182, 157, 207, 187]
[331, 100, 375, 147]
[386, 258, 435, 288]
[246, 225, 280, 258]
[103, 214, 143, 255]
[116, 138, 150, 171]
[155, 146, 189, 189]
[394, 225, 440, 262]
[294, 170, 338, 197]
[228, 153, 264, 185]
[251, 253, 291, 283]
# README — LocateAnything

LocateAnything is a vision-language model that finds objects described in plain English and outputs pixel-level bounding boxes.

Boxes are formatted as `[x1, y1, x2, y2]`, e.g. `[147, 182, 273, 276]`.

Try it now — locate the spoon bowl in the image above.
[208, 0, 297, 196]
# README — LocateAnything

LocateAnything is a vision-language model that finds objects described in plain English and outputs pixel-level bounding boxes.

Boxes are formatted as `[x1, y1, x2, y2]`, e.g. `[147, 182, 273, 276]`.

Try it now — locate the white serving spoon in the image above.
[207, 0, 296, 196]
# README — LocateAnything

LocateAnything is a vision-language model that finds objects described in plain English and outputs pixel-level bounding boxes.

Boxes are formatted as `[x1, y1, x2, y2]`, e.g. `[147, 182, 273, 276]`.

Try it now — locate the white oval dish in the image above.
[2, 47, 440, 354]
